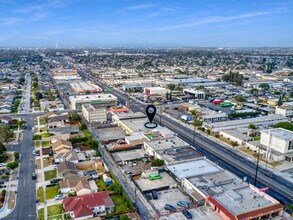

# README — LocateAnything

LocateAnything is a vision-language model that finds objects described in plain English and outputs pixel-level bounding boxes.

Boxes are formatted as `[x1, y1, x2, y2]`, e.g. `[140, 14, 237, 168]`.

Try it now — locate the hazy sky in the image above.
[1, 0, 293, 47]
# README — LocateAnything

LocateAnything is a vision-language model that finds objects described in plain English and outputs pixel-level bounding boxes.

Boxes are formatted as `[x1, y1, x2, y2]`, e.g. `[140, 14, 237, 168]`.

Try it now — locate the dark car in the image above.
[151, 190, 158, 200]
[32, 173, 37, 180]
[50, 178, 60, 184]
[164, 204, 177, 211]
[146, 193, 152, 200]
[182, 209, 192, 219]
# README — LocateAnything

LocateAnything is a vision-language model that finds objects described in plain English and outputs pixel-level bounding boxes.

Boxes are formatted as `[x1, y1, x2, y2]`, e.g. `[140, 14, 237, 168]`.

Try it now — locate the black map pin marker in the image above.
[145, 104, 158, 129]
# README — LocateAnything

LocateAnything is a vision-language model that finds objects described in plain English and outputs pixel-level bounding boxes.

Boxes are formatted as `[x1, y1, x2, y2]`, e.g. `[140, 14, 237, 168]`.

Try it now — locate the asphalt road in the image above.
[83, 72, 293, 205]
[4, 74, 37, 220]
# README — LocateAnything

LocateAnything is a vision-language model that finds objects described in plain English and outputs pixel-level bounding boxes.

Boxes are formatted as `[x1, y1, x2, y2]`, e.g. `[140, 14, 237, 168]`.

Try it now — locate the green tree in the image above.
[0, 125, 14, 143]
[17, 119, 26, 128]
[85, 90, 91, 94]
[277, 96, 283, 106]
[79, 123, 87, 131]
[248, 124, 257, 130]
[273, 122, 293, 131]
[7, 161, 19, 170]
[151, 159, 164, 167]
[258, 83, 270, 90]
[119, 214, 131, 220]
[235, 96, 247, 102]
[70, 112, 81, 122]
[167, 84, 176, 90]
[14, 152, 20, 160]
[19, 77, 25, 83]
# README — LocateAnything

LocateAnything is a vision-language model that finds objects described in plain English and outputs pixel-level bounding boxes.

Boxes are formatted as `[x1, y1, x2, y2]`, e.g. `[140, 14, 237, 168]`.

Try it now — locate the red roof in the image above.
[63, 192, 114, 218]
[206, 196, 283, 220]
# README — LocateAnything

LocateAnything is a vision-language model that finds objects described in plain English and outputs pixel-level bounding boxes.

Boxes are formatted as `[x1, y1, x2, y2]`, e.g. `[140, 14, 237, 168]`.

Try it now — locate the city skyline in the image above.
[0, 0, 293, 47]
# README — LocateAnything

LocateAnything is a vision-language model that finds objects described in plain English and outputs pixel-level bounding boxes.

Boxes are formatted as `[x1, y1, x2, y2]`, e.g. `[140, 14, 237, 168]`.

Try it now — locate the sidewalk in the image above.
[0, 169, 19, 219]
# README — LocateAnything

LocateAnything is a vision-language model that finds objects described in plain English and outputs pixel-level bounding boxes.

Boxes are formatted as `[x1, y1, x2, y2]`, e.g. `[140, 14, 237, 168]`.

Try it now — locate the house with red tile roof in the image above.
[63, 191, 115, 219]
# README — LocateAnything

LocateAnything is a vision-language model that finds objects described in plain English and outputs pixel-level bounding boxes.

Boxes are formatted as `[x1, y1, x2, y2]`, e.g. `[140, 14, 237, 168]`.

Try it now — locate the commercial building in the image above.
[275, 105, 293, 117]
[51, 68, 78, 75]
[82, 104, 107, 123]
[204, 114, 289, 133]
[69, 94, 117, 110]
[70, 81, 102, 93]
[166, 159, 222, 181]
[260, 128, 293, 162]
[183, 168, 283, 219]
[144, 87, 170, 97]
[202, 113, 228, 123]
[144, 137, 203, 165]
[183, 89, 205, 99]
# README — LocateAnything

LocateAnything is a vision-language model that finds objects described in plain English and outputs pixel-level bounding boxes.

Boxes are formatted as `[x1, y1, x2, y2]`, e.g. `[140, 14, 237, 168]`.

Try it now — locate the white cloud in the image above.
[158, 10, 276, 31]
[126, 4, 157, 10]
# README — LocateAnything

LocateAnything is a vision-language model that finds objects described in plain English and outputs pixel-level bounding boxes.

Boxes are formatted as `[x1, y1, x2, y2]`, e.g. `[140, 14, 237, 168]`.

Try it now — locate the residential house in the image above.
[54, 151, 79, 164]
[57, 161, 79, 179]
[63, 192, 115, 219]
[52, 139, 72, 154]
[59, 176, 98, 196]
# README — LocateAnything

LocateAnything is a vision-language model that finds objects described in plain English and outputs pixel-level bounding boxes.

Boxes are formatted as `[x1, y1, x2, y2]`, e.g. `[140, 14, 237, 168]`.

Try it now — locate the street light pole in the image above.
[192, 123, 196, 147]
[160, 102, 162, 126]
[254, 145, 261, 186]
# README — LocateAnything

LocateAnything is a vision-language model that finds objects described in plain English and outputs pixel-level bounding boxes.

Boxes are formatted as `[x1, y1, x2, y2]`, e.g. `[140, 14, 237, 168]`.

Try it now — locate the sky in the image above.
[0, 0, 293, 48]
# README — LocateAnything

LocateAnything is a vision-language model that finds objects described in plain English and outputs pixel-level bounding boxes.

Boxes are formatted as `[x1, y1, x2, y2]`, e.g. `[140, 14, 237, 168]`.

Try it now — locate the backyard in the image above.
[47, 204, 63, 219]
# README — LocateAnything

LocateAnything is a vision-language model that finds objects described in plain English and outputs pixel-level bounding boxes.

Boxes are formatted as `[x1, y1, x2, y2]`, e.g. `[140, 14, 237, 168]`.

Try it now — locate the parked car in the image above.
[151, 190, 158, 200]
[0, 181, 4, 184]
[177, 200, 192, 208]
[182, 209, 192, 219]
[164, 204, 177, 211]
[50, 178, 60, 184]
[55, 194, 66, 200]
[146, 193, 152, 200]
[32, 173, 37, 180]
[32, 150, 37, 155]
[0, 163, 6, 167]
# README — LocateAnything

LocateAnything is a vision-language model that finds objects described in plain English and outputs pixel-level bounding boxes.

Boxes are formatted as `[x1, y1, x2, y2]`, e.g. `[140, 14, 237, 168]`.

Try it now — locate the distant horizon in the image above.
[1, 0, 293, 47]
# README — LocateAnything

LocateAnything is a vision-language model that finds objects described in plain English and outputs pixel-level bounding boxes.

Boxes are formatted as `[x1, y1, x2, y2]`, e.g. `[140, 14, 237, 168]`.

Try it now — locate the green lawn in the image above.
[37, 187, 44, 203]
[36, 140, 40, 148]
[38, 208, 44, 220]
[46, 186, 59, 199]
[111, 195, 130, 213]
[41, 133, 53, 139]
[48, 215, 62, 220]
[42, 140, 50, 147]
[40, 117, 47, 125]
[96, 179, 108, 191]
[253, 136, 261, 141]
[44, 170, 57, 181]
[47, 204, 62, 217]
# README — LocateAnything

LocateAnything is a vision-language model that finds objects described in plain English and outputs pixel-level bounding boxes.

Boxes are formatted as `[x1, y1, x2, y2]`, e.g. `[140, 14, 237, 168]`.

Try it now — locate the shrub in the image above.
[215, 134, 220, 138]
[151, 159, 164, 167]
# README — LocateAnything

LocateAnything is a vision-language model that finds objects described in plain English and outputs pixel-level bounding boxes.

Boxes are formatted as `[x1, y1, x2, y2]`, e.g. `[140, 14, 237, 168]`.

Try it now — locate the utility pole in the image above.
[159, 101, 162, 126]
[254, 145, 261, 186]
[192, 123, 196, 147]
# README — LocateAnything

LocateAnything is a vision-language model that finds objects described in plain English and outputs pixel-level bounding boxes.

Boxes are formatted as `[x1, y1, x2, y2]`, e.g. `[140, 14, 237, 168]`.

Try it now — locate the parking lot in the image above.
[95, 127, 125, 143]
[198, 101, 232, 114]
[112, 149, 146, 162]
[135, 172, 177, 192]
[149, 188, 191, 215]
[159, 205, 222, 220]
[120, 160, 151, 175]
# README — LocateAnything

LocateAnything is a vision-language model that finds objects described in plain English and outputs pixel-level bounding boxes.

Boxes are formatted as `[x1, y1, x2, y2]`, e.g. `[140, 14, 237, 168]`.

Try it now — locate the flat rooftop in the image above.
[94, 127, 125, 142]
[112, 149, 146, 162]
[261, 128, 293, 141]
[134, 172, 177, 192]
[145, 137, 189, 151]
[69, 94, 117, 102]
[207, 114, 287, 127]
[212, 186, 279, 216]
[157, 146, 203, 165]
[166, 159, 222, 180]
[120, 118, 149, 133]
[114, 111, 146, 120]
[187, 170, 247, 196]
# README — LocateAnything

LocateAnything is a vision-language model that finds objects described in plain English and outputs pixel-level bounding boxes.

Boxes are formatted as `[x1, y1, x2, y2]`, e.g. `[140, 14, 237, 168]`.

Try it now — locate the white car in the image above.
[55, 194, 66, 200]
[0, 163, 6, 167]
